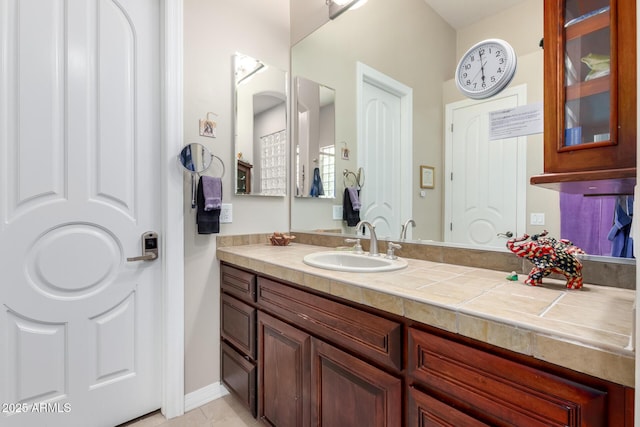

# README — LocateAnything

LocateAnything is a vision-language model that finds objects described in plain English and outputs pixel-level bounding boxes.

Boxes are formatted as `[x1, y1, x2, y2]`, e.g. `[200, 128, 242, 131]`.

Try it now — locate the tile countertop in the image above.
[217, 243, 636, 387]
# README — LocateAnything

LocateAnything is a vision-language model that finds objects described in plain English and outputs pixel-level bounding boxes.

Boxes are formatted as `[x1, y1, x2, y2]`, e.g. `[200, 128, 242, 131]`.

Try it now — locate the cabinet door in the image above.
[408, 386, 489, 427]
[311, 337, 401, 427]
[221, 341, 256, 417]
[221, 293, 256, 359]
[258, 311, 311, 427]
[543, 0, 636, 173]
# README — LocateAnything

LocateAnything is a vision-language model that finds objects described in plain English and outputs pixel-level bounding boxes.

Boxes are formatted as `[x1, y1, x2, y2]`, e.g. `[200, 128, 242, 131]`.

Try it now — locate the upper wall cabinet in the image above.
[531, 0, 636, 194]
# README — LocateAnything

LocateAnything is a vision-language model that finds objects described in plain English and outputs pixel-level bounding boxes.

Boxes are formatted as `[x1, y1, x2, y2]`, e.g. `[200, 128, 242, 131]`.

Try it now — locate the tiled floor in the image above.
[120, 395, 260, 427]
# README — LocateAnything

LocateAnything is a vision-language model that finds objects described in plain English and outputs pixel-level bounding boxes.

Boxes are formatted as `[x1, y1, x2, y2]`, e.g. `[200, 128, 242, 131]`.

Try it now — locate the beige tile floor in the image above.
[119, 395, 259, 427]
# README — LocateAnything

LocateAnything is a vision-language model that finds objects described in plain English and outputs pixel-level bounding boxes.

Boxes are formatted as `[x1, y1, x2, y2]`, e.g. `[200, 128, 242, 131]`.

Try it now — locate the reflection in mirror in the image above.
[178, 142, 213, 174]
[234, 53, 287, 196]
[290, 0, 634, 263]
[294, 77, 336, 198]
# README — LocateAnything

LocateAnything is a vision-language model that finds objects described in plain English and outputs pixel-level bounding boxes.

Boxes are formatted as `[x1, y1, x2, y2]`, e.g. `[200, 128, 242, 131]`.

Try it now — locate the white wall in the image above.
[183, 0, 289, 394]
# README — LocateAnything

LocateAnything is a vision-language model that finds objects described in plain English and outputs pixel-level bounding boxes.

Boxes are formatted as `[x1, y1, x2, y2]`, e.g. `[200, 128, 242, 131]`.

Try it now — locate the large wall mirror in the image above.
[234, 53, 288, 196]
[290, 0, 634, 264]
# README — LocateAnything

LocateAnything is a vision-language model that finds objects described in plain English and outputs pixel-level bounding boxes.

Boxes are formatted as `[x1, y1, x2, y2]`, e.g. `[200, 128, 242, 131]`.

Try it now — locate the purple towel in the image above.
[560, 192, 614, 256]
[202, 176, 222, 211]
[347, 186, 361, 211]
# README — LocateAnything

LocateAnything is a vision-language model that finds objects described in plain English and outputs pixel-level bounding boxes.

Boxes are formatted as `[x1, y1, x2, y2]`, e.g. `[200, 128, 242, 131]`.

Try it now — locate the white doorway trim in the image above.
[444, 84, 528, 246]
[162, 0, 185, 419]
[356, 62, 413, 237]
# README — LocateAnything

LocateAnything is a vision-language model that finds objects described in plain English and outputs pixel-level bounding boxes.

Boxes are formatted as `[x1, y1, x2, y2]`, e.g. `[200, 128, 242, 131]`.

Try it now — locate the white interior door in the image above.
[357, 63, 412, 240]
[444, 86, 526, 248]
[0, 1, 162, 426]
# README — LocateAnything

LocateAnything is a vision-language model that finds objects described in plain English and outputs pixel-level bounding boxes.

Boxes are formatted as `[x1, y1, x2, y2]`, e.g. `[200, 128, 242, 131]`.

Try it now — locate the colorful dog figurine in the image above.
[506, 230, 585, 289]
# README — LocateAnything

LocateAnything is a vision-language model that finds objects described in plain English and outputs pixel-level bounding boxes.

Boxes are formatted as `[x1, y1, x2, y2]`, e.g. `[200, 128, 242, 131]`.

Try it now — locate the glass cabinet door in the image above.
[562, 0, 614, 149]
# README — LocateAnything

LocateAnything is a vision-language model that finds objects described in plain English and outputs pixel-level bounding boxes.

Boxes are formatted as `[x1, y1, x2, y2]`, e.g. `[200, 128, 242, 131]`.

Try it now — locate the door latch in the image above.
[127, 231, 159, 262]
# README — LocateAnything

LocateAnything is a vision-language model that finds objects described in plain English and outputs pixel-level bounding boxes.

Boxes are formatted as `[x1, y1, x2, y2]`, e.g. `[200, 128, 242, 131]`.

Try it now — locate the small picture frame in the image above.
[420, 165, 434, 189]
[199, 112, 217, 138]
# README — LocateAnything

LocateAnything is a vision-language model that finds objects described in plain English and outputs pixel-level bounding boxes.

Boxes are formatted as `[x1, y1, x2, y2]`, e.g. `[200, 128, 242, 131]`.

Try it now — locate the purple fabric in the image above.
[560, 193, 615, 256]
[347, 186, 361, 211]
[201, 176, 222, 211]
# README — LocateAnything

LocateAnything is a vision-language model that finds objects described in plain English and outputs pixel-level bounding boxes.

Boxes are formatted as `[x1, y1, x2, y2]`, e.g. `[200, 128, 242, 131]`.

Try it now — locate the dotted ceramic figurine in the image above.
[506, 230, 585, 289]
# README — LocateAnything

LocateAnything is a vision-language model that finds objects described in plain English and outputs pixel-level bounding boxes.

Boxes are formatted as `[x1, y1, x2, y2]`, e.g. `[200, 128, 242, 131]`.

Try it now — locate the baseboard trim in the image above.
[184, 382, 229, 412]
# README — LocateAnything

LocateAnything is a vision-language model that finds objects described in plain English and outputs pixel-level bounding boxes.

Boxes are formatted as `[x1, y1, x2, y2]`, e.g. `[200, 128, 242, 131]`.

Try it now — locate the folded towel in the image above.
[342, 188, 360, 227]
[197, 176, 220, 234]
[202, 176, 222, 211]
[309, 167, 324, 197]
[347, 186, 361, 211]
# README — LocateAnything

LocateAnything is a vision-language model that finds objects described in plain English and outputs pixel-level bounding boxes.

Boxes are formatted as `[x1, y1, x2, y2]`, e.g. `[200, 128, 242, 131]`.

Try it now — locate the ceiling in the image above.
[423, 0, 528, 29]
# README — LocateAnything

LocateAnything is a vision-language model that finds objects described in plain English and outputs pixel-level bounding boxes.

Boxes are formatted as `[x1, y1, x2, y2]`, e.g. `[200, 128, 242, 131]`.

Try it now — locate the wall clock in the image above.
[455, 38, 517, 99]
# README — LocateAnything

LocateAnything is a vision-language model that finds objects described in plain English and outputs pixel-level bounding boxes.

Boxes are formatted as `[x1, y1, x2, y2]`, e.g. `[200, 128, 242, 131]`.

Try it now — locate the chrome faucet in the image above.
[355, 220, 379, 256]
[400, 219, 416, 240]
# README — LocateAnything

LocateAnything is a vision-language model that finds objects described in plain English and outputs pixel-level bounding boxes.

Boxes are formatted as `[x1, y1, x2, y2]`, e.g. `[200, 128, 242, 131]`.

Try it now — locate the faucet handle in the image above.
[344, 238, 364, 254]
[386, 242, 402, 259]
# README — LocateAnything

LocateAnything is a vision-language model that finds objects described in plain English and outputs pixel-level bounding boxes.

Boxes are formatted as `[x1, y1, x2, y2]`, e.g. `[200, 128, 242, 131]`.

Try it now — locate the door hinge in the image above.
[450, 223, 453, 231]
[450, 123, 453, 132]
[450, 172, 453, 181]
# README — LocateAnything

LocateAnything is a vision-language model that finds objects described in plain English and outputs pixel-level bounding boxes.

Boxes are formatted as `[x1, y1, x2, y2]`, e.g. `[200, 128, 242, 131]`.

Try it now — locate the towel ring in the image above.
[178, 143, 226, 208]
[343, 169, 360, 189]
[343, 168, 364, 189]
[209, 153, 226, 179]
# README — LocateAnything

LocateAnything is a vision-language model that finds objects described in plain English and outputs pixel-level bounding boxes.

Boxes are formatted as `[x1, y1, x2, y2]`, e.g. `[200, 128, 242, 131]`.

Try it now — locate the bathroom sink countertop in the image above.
[217, 243, 635, 387]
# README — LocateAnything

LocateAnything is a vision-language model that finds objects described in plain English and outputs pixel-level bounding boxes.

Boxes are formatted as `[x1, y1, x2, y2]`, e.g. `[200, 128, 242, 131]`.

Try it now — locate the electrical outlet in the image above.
[332, 205, 343, 220]
[220, 204, 233, 223]
[530, 213, 545, 226]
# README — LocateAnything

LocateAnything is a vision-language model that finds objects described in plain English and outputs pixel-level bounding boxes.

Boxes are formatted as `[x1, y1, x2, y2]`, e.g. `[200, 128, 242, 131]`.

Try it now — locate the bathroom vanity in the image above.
[218, 242, 634, 426]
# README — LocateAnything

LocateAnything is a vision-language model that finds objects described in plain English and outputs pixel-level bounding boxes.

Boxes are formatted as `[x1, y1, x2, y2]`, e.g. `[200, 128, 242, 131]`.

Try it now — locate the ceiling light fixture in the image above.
[327, 0, 368, 20]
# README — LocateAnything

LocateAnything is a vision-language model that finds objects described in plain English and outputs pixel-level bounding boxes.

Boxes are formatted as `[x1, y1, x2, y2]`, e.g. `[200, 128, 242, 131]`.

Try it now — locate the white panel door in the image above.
[447, 94, 522, 248]
[359, 66, 412, 241]
[0, 0, 162, 426]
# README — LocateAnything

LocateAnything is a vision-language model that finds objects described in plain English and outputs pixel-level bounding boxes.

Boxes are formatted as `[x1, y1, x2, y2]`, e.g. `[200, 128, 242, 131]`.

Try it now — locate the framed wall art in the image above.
[420, 165, 434, 189]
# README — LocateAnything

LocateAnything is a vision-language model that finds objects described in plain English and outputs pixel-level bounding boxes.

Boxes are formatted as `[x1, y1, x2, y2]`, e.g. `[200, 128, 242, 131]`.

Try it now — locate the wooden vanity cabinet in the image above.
[220, 262, 633, 426]
[531, 0, 637, 194]
[220, 265, 258, 416]
[408, 327, 625, 426]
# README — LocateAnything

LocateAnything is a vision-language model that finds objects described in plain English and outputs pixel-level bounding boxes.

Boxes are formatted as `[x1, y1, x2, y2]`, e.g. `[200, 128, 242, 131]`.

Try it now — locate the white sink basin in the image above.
[303, 251, 408, 273]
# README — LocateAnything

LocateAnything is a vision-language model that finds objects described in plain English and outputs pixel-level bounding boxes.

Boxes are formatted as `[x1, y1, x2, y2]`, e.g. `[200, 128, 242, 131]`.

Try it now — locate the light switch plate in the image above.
[332, 205, 343, 220]
[220, 204, 232, 223]
[530, 213, 545, 226]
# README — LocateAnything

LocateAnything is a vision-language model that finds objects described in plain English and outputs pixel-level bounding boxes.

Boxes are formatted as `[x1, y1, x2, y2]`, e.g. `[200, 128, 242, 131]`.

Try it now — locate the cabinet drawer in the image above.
[408, 386, 489, 426]
[221, 294, 256, 359]
[408, 328, 607, 427]
[221, 341, 256, 417]
[258, 277, 402, 371]
[221, 264, 256, 303]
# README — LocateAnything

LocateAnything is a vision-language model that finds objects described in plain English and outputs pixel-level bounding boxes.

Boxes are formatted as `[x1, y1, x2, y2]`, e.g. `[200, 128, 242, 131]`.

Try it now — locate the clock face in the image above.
[456, 39, 517, 99]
